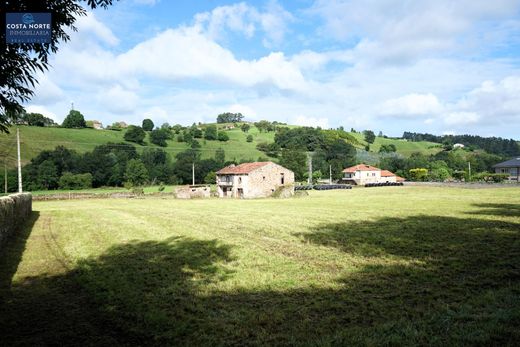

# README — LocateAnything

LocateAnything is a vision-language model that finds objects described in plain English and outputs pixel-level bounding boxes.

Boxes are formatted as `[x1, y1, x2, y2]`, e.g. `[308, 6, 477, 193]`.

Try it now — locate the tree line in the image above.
[402, 131, 520, 157]
[1, 144, 235, 192]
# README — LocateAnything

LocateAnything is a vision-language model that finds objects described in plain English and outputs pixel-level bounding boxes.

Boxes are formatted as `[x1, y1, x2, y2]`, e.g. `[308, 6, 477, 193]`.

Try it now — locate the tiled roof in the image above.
[492, 157, 520, 168]
[216, 162, 271, 175]
[380, 169, 396, 177]
[342, 164, 381, 173]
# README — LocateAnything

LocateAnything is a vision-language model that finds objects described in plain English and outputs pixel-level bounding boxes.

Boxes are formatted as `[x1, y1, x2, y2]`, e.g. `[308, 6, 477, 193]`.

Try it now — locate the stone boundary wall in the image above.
[0, 193, 32, 249]
[32, 192, 177, 201]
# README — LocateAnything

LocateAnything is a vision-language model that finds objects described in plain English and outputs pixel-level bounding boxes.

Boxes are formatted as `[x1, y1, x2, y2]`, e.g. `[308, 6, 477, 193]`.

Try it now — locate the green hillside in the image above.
[349, 132, 442, 156]
[0, 125, 441, 168]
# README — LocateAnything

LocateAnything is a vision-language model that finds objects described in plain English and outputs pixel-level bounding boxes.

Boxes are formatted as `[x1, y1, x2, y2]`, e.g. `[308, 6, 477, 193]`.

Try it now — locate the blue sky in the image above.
[26, 0, 520, 138]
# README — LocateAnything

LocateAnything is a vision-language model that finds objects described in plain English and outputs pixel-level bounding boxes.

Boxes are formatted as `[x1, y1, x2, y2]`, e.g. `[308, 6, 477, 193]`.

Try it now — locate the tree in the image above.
[142, 119, 154, 131]
[246, 134, 253, 142]
[150, 128, 169, 147]
[0, 0, 116, 133]
[37, 160, 59, 190]
[125, 159, 149, 186]
[124, 126, 146, 144]
[241, 123, 251, 133]
[409, 168, 428, 181]
[62, 110, 86, 128]
[23, 112, 55, 127]
[378, 131, 383, 137]
[379, 144, 397, 153]
[204, 125, 218, 140]
[279, 148, 307, 181]
[216, 112, 244, 123]
[204, 171, 216, 184]
[218, 132, 229, 142]
[59, 172, 92, 189]
[363, 130, 376, 144]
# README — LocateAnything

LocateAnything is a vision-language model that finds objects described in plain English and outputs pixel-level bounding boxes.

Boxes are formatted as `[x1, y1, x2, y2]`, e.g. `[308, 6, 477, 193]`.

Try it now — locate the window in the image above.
[281, 173, 285, 184]
[263, 176, 266, 180]
[238, 177, 242, 184]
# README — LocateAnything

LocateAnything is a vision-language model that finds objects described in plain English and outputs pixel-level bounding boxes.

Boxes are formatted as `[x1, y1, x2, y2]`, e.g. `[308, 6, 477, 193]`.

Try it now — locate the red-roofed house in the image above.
[342, 164, 382, 185]
[216, 162, 294, 198]
[342, 164, 405, 185]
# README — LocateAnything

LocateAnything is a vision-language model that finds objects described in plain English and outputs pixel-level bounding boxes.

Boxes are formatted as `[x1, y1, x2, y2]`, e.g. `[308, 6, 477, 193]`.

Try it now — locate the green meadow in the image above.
[1, 186, 519, 346]
[0, 125, 440, 167]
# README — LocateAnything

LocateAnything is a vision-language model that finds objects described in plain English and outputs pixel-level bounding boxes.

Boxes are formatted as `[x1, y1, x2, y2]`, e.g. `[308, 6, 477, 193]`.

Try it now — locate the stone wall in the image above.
[0, 193, 32, 249]
[246, 163, 295, 198]
[175, 185, 211, 199]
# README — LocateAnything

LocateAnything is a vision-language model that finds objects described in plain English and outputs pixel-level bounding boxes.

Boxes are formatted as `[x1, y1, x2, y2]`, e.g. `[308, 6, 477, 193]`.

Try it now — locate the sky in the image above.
[25, 0, 520, 139]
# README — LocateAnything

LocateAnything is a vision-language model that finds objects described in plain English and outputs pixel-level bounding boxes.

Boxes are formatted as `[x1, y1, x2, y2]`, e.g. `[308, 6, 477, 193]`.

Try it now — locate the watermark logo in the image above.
[5, 13, 52, 44]
[22, 13, 35, 25]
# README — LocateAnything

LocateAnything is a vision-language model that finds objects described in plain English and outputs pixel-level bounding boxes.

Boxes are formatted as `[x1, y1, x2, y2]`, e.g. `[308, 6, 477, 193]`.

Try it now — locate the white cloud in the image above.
[25, 105, 59, 122]
[291, 115, 330, 128]
[98, 85, 139, 114]
[380, 93, 443, 117]
[443, 112, 480, 126]
[194, 1, 293, 47]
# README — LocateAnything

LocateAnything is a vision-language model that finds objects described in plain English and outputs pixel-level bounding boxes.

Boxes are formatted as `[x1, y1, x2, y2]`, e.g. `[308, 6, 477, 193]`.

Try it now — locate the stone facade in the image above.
[175, 185, 211, 199]
[216, 162, 294, 198]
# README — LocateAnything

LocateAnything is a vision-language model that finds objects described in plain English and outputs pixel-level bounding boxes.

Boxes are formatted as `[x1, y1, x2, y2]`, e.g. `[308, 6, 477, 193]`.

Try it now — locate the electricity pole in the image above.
[307, 152, 313, 185]
[329, 165, 332, 184]
[468, 161, 471, 182]
[192, 162, 195, 186]
[4, 162, 7, 194]
[17, 127, 22, 193]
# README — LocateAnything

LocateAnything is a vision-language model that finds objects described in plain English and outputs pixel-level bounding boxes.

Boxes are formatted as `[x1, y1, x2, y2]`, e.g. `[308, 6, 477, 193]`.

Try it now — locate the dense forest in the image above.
[402, 131, 520, 157]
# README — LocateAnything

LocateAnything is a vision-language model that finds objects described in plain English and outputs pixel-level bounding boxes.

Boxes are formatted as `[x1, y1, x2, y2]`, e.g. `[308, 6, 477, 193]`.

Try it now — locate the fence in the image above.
[0, 193, 32, 249]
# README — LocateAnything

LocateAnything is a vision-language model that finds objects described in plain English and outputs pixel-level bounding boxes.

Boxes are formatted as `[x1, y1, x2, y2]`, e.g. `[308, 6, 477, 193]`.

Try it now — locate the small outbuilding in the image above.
[342, 164, 405, 185]
[216, 162, 294, 198]
[493, 158, 520, 182]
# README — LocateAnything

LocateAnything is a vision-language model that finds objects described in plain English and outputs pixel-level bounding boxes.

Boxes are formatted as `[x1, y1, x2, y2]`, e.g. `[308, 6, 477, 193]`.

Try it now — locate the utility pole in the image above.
[17, 127, 22, 193]
[329, 165, 332, 184]
[468, 161, 471, 182]
[192, 162, 195, 186]
[4, 162, 7, 194]
[307, 152, 313, 184]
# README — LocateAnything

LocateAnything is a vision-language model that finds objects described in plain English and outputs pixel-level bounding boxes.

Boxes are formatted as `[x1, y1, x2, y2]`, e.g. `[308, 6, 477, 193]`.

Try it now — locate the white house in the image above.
[493, 158, 520, 182]
[342, 164, 404, 185]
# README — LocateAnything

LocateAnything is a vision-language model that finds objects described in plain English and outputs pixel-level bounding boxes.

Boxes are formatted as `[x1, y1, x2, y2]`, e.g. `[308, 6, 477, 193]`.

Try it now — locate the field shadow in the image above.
[467, 203, 520, 217]
[0, 211, 39, 292]
[1, 212, 519, 346]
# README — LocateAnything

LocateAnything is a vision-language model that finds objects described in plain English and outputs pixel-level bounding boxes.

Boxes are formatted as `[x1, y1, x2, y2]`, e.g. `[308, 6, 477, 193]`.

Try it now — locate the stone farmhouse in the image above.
[216, 162, 294, 198]
[493, 157, 520, 182]
[342, 164, 404, 185]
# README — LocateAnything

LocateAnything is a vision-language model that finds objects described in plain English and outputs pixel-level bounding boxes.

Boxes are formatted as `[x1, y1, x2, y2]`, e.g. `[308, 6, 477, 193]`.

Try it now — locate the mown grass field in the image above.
[1, 187, 519, 346]
[0, 125, 440, 168]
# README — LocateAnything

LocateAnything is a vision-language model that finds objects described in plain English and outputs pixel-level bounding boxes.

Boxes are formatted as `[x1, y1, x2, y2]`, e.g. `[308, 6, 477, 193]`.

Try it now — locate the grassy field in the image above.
[1, 187, 519, 346]
[0, 125, 440, 168]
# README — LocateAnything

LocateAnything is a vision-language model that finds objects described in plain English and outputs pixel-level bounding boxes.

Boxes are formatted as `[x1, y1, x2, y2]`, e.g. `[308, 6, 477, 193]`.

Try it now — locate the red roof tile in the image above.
[342, 164, 381, 173]
[380, 170, 395, 177]
[216, 162, 271, 175]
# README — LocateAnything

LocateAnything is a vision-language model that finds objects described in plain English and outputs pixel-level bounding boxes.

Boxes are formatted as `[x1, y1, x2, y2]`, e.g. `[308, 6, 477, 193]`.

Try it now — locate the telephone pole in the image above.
[17, 127, 22, 193]
[329, 165, 332, 184]
[4, 162, 7, 194]
[307, 152, 313, 184]
[192, 162, 195, 186]
[468, 161, 471, 182]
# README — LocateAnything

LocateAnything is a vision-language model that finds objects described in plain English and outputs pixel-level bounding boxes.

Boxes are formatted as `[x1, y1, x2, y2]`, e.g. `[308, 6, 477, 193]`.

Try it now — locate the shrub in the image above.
[409, 168, 429, 181]
[218, 132, 229, 142]
[204, 171, 216, 184]
[58, 172, 93, 190]
[204, 125, 218, 140]
[246, 134, 253, 142]
[150, 128, 169, 147]
[124, 126, 146, 144]
[158, 183, 165, 192]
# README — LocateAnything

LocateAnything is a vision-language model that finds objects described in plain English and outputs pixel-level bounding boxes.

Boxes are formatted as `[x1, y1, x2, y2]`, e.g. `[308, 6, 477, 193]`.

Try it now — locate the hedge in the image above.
[0, 193, 32, 249]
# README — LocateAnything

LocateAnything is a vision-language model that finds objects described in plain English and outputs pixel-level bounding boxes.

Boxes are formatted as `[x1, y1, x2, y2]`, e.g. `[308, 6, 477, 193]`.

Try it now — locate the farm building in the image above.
[342, 164, 404, 185]
[380, 170, 405, 183]
[493, 158, 520, 182]
[216, 162, 294, 198]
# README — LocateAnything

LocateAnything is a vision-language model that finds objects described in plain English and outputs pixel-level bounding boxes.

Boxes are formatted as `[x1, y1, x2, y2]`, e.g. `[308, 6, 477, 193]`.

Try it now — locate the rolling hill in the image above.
[0, 124, 441, 168]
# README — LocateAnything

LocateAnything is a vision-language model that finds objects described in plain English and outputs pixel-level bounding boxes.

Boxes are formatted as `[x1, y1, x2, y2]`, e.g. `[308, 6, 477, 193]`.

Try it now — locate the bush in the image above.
[204, 171, 216, 184]
[473, 172, 510, 183]
[150, 128, 169, 147]
[409, 168, 429, 181]
[246, 134, 253, 142]
[204, 125, 218, 140]
[124, 126, 146, 144]
[218, 132, 229, 142]
[158, 183, 165, 192]
[58, 172, 93, 190]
